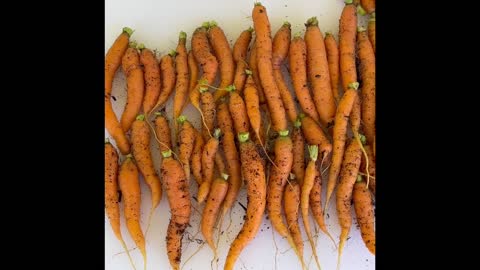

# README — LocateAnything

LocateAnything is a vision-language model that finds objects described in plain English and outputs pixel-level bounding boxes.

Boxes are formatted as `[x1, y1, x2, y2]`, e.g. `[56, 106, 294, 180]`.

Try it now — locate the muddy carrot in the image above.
[173, 32, 190, 130]
[105, 27, 133, 95]
[139, 45, 161, 114]
[121, 44, 145, 132]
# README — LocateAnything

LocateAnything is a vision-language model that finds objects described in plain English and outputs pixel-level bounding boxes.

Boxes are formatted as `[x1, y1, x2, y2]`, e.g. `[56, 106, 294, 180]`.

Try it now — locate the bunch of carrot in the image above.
[104, 1, 375, 269]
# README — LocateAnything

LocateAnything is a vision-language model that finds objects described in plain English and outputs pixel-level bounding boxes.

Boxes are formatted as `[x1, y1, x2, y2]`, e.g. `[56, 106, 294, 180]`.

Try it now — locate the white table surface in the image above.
[105, 0, 375, 269]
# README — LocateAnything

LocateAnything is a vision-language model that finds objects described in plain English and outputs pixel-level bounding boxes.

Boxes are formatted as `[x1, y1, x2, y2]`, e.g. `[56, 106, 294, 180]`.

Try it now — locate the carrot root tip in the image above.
[122, 27, 134, 36]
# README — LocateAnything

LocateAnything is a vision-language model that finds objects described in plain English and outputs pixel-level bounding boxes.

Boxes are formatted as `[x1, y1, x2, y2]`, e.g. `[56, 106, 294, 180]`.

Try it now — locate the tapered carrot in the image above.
[177, 115, 196, 181]
[324, 32, 340, 103]
[161, 150, 191, 270]
[119, 154, 146, 270]
[289, 35, 321, 123]
[121, 45, 145, 132]
[283, 178, 303, 256]
[273, 22, 298, 123]
[358, 27, 376, 147]
[360, 144, 376, 195]
[324, 83, 359, 212]
[305, 17, 337, 128]
[361, 0, 375, 14]
[224, 132, 266, 270]
[200, 87, 216, 140]
[105, 95, 130, 154]
[173, 32, 190, 131]
[131, 114, 162, 234]
[139, 45, 161, 114]
[299, 114, 332, 162]
[248, 40, 266, 104]
[232, 27, 253, 94]
[335, 139, 362, 270]
[340, 0, 358, 91]
[191, 130, 205, 185]
[190, 26, 218, 110]
[252, 3, 288, 132]
[105, 140, 136, 270]
[105, 27, 133, 96]
[153, 112, 172, 152]
[198, 129, 221, 203]
[152, 51, 177, 112]
[301, 145, 322, 270]
[188, 50, 199, 97]
[201, 174, 229, 255]
[208, 21, 235, 101]
[216, 101, 242, 215]
[368, 15, 375, 53]
[353, 178, 375, 255]
[226, 85, 250, 135]
[310, 165, 336, 246]
[292, 119, 306, 187]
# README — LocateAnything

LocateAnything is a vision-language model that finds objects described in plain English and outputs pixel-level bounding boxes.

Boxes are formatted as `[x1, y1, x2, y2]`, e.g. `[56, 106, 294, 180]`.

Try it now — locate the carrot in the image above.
[121, 45, 145, 132]
[267, 131, 305, 267]
[177, 115, 196, 181]
[215, 151, 227, 177]
[252, 3, 288, 132]
[104, 140, 136, 270]
[305, 17, 337, 128]
[105, 95, 130, 154]
[152, 51, 177, 112]
[340, 1, 358, 91]
[105, 27, 132, 96]
[324, 83, 359, 212]
[361, 0, 375, 14]
[289, 34, 321, 123]
[301, 145, 322, 270]
[153, 112, 172, 152]
[292, 119, 306, 187]
[188, 50, 199, 98]
[226, 85, 250, 135]
[324, 32, 340, 103]
[198, 129, 221, 203]
[161, 150, 191, 270]
[224, 132, 266, 270]
[283, 178, 303, 256]
[273, 22, 298, 123]
[232, 27, 253, 94]
[208, 21, 235, 101]
[200, 87, 216, 140]
[201, 174, 229, 255]
[353, 178, 375, 255]
[298, 114, 332, 162]
[191, 130, 205, 185]
[173, 32, 190, 131]
[368, 15, 375, 53]
[118, 154, 146, 270]
[190, 26, 218, 111]
[216, 101, 242, 215]
[139, 45, 161, 114]
[335, 139, 362, 270]
[357, 27, 376, 147]
[243, 72, 262, 143]
[248, 40, 266, 104]
[131, 114, 162, 234]
[360, 144, 376, 195]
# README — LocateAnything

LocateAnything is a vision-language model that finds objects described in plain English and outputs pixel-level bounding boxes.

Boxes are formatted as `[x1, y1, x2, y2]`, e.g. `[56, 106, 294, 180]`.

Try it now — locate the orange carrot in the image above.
[153, 112, 172, 152]
[119, 154, 146, 270]
[310, 165, 336, 246]
[105, 95, 130, 155]
[361, 0, 375, 14]
[368, 15, 375, 53]
[173, 32, 190, 131]
[226, 85, 250, 135]
[105, 27, 132, 96]
[292, 119, 305, 187]
[177, 115, 196, 181]
[161, 150, 191, 270]
[353, 178, 375, 255]
[248, 40, 266, 104]
[324, 32, 340, 103]
[243, 73, 263, 143]
[232, 27, 253, 94]
[121, 45, 145, 132]
[191, 130, 205, 185]
[200, 87, 216, 140]
[340, 1, 358, 91]
[299, 114, 332, 162]
[152, 51, 177, 112]
[305, 17, 337, 128]
[104, 140, 136, 270]
[273, 22, 298, 123]
[289, 35, 321, 123]
[139, 45, 161, 114]
[188, 50, 199, 97]
[283, 178, 303, 256]
[198, 129, 221, 203]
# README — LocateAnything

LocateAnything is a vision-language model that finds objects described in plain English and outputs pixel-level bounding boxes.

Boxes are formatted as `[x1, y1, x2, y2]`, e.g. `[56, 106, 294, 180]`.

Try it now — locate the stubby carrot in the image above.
[353, 177, 375, 255]
[324, 32, 340, 103]
[121, 44, 145, 132]
[139, 45, 161, 114]
[232, 27, 253, 94]
[173, 32, 190, 131]
[105, 27, 133, 96]
[105, 95, 130, 154]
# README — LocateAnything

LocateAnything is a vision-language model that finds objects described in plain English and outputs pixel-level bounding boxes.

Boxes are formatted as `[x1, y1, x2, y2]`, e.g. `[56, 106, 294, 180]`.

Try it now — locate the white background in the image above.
[105, 0, 375, 269]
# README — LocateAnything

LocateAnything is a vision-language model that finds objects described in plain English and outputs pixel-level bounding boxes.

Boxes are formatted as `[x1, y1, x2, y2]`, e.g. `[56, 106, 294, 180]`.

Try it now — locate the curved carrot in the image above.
[289, 35, 321, 123]
[198, 129, 221, 203]
[310, 165, 336, 246]
[200, 87, 216, 140]
[324, 32, 340, 103]
[283, 178, 303, 256]
[252, 3, 288, 132]
[208, 21, 235, 101]
[335, 139, 362, 270]
[191, 130, 205, 185]
[353, 178, 375, 255]
[119, 154, 146, 270]
[232, 27, 253, 93]
[188, 50, 199, 98]
[139, 45, 161, 114]
[161, 150, 191, 270]
[224, 132, 266, 270]
[153, 112, 172, 152]
[305, 17, 337, 128]
[105, 27, 132, 96]
[292, 119, 306, 187]
[273, 22, 298, 123]
[368, 15, 375, 53]
[152, 51, 177, 111]
[105, 140, 136, 270]
[173, 32, 190, 131]
[105, 95, 130, 154]
[299, 114, 332, 161]
[248, 40, 266, 104]
[361, 0, 375, 14]
[227, 85, 250, 135]
[121, 45, 145, 132]
[177, 115, 195, 181]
